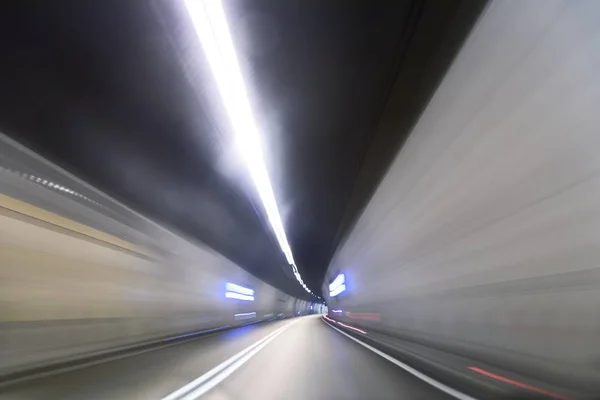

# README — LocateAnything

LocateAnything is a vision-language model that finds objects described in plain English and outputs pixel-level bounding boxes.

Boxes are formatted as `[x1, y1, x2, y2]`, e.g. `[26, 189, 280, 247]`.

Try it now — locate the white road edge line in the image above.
[0, 318, 280, 389]
[322, 319, 478, 400]
[162, 319, 299, 400]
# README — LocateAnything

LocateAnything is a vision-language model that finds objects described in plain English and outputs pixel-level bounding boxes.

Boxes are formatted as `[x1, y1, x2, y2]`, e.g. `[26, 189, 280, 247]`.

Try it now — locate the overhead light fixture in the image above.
[185, 0, 291, 263]
[185, 0, 314, 294]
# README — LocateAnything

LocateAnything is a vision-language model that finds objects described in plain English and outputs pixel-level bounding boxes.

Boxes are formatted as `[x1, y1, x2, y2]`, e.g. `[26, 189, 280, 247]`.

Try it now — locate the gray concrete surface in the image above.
[0, 319, 292, 399]
[0, 316, 450, 400]
[324, 0, 600, 397]
[205, 316, 450, 400]
[0, 133, 320, 377]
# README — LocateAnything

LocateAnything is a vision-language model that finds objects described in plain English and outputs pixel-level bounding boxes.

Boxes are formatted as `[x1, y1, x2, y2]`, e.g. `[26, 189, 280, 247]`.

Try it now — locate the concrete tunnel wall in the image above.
[324, 0, 600, 392]
[0, 134, 315, 377]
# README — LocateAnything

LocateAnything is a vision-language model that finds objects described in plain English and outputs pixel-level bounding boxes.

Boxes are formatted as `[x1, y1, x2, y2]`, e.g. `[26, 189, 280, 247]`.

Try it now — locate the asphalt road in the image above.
[0, 315, 451, 400]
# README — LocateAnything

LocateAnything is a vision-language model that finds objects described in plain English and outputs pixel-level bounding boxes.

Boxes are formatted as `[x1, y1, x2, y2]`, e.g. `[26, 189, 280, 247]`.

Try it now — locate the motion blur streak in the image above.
[183, 0, 311, 296]
[234, 313, 256, 321]
[336, 322, 366, 335]
[468, 367, 572, 400]
[0, 133, 319, 381]
[323, 320, 475, 400]
[325, 0, 600, 398]
[345, 312, 381, 322]
[175, 320, 300, 400]
[225, 292, 255, 301]
[2, 1, 600, 399]
[160, 320, 298, 400]
[225, 283, 254, 296]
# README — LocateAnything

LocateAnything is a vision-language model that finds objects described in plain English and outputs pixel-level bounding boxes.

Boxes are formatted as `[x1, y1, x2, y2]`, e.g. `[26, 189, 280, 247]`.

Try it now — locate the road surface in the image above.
[0, 315, 450, 400]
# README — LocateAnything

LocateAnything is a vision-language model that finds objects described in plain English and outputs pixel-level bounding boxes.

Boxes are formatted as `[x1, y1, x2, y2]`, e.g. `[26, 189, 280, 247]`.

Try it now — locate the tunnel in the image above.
[0, 0, 599, 399]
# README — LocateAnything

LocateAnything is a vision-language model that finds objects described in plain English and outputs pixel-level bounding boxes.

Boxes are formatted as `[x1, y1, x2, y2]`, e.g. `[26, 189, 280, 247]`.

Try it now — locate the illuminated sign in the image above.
[225, 282, 254, 301]
[329, 274, 346, 297]
[234, 312, 256, 321]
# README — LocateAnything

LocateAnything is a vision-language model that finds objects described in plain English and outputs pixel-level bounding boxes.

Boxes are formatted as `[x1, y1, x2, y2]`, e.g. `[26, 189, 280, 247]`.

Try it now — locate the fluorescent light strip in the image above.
[186, 0, 315, 295]
[186, 0, 326, 295]
[185, 0, 292, 263]
[225, 292, 254, 301]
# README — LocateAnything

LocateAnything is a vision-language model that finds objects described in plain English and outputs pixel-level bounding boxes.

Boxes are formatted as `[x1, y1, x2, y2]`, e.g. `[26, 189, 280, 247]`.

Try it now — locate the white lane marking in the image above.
[323, 319, 477, 400]
[162, 319, 299, 400]
[0, 319, 276, 389]
[0, 326, 231, 389]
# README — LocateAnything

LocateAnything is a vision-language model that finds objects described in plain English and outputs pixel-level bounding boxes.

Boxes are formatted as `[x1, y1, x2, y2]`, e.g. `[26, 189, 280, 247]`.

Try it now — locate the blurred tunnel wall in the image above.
[0, 134, 315, 377]
[325, 0, 600, 391]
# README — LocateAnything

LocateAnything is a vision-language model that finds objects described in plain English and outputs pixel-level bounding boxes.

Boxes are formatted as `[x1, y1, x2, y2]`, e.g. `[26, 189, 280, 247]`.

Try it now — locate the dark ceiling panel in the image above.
[328, 0, 489, 278]
[223, 0, 488, 290]
[0, 0, 300, 298]
[0, 0, 485, 297]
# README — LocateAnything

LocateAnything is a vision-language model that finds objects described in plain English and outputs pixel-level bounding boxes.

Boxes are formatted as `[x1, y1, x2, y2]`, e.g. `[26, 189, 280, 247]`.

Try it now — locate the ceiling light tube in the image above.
[185, 0, 295, 265]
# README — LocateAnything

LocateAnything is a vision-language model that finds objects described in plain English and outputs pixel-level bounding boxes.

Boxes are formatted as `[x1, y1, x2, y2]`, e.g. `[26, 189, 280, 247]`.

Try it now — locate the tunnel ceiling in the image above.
[0, 0, 485, 299]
